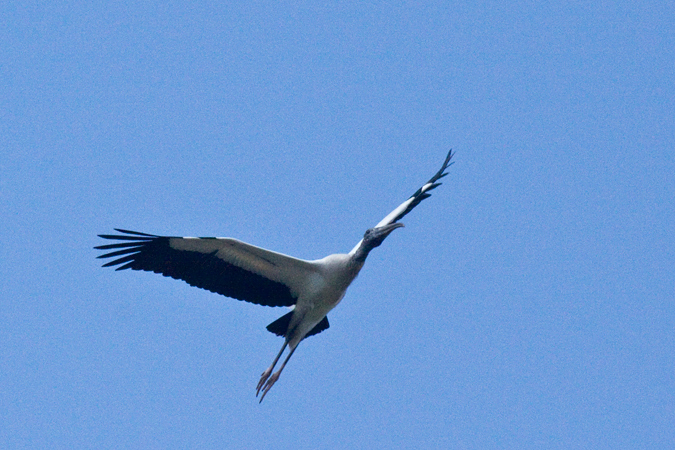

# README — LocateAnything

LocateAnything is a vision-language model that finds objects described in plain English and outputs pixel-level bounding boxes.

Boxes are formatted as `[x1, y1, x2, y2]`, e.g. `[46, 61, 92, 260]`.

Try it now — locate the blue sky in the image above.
[2, 1, 673, 449]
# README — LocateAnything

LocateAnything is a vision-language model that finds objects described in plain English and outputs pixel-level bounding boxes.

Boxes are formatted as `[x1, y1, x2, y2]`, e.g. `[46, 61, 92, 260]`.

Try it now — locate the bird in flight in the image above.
[96, 150, 454, 402]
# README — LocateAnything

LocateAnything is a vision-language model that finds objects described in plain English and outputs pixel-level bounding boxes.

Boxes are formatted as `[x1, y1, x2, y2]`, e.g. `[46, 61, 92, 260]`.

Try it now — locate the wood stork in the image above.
[95, 150, 454, 402]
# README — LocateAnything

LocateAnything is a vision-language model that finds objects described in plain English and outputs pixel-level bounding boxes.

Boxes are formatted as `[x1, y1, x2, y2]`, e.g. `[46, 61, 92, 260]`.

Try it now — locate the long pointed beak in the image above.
[376, 222, 405, 236]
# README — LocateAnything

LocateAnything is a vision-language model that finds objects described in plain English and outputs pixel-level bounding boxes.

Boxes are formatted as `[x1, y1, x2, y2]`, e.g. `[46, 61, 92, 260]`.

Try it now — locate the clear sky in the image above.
[2, 2, 673, 449]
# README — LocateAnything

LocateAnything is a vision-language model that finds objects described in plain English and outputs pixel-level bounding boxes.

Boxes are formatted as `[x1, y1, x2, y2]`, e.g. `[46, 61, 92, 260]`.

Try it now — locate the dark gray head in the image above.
[353, 222, 405, 262]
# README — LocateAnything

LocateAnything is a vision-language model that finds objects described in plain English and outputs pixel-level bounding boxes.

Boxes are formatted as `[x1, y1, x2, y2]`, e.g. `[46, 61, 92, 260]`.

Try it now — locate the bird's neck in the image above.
[351, 240, 374, 264]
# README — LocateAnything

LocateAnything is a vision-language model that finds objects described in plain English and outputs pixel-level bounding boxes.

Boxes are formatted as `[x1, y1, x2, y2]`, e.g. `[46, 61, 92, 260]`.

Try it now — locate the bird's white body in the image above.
[286, 253, 363, 348]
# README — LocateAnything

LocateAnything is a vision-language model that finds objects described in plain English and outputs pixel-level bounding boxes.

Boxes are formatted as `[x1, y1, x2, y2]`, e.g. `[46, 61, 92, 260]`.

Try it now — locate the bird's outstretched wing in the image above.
[95, 229, 318, 307]
[375, 149, 454, 228]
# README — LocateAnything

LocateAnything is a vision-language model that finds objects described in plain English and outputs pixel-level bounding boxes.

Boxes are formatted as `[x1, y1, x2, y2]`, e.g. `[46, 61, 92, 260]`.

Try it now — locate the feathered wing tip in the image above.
[408, 149, 454, 201]
[428, 149, 454, 186]
[96, 230, 152, 269]
[384, 149, 454, 226]
[94, 229, 161, 271]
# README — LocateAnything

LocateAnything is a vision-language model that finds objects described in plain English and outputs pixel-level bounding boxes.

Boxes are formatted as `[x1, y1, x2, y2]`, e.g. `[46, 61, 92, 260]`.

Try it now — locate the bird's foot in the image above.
[258, 371, 280, 403]
[256, 368, 273, 396]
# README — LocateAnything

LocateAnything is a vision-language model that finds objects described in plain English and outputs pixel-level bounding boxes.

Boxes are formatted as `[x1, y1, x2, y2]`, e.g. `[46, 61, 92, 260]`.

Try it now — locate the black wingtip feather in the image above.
[94, 241, 148, 250]
[114, 229, 158, 237]
[116, 262, 136, 271]
[98, 234, 149, 241]
[101, 254, 139, 267]
[97, 247, 143, 259]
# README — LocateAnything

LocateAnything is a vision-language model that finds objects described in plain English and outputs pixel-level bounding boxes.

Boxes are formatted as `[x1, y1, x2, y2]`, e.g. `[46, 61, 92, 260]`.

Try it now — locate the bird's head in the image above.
[351, 222, 405, 263]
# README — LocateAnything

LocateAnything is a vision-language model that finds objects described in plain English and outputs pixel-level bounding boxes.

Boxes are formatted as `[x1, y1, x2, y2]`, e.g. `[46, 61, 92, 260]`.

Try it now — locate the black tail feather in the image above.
[266, 311, 330, 339]
[266, 311, 293, 337]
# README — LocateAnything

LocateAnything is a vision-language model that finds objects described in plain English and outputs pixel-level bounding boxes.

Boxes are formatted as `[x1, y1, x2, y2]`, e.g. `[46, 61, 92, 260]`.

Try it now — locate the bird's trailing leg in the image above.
[256, 341, 287, 397]
[257, 345, 297, 403]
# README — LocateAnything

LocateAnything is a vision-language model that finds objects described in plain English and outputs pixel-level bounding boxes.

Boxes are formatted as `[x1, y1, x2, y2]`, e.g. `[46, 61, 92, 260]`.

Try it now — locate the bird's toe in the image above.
[258, 372, 280, 403]
[256, 368, 273, 396]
